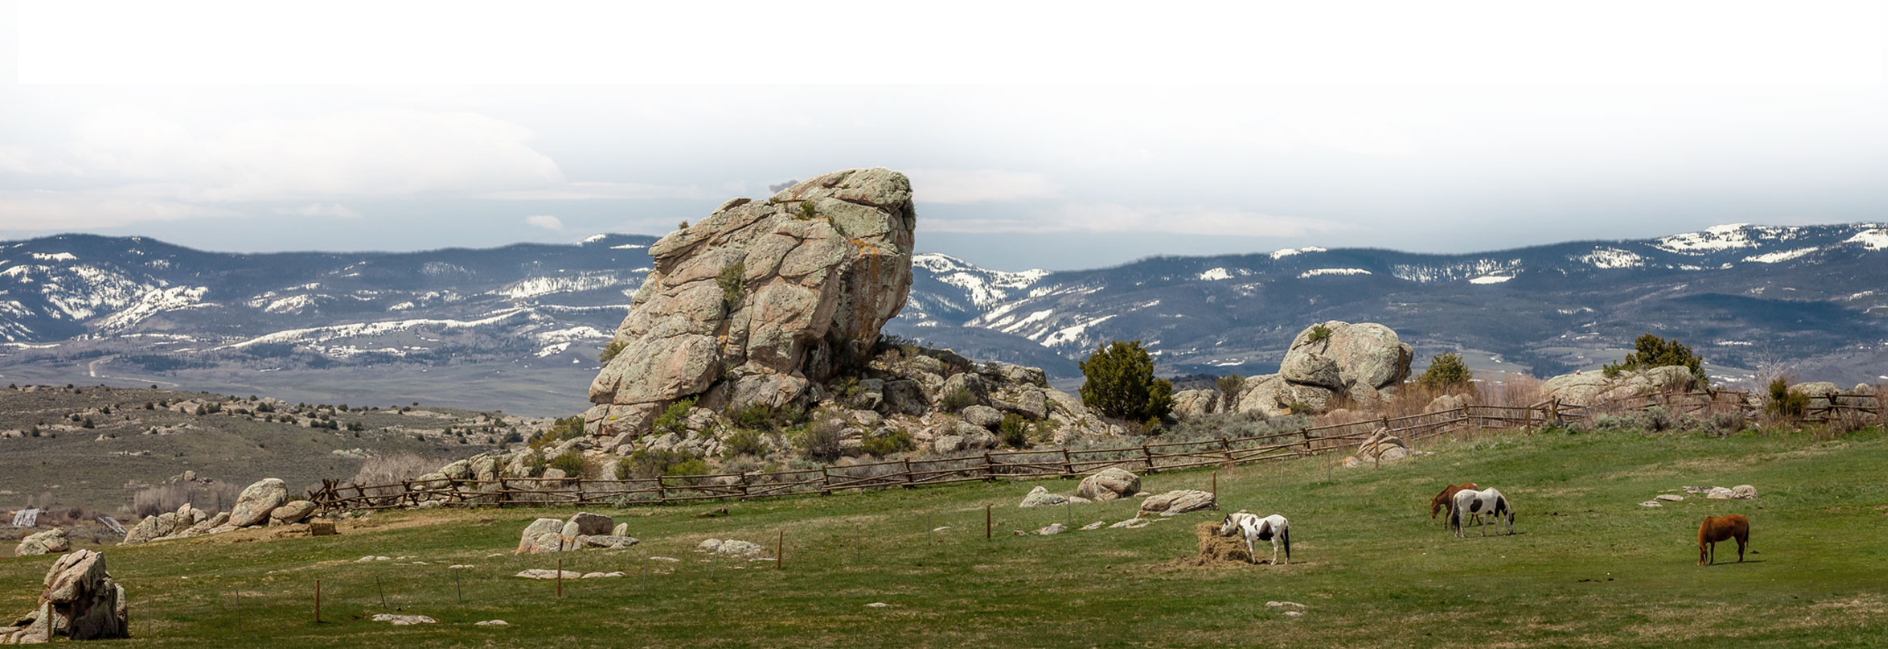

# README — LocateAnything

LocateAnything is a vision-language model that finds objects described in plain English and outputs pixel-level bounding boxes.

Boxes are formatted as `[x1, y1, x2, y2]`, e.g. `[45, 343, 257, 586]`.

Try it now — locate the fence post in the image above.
[902, 459, 915, 488]
[1524, 406, 1534, 434]
[776, 530, 784, 570]
[985, 504, 992, 540]
[1300, 427, 1311, 454]
[575, 478, 586, 505]
[1063, 449, 1075, 477]
[498, 478, 510, 507]
[1219, 439, 1234, 464]
[982, 452, 995, 482]
[820, 467, 832, 495]
[656, 477, 668, 505]
[314, 579, 321, 624]
[1142, 444, 1157, 473]
[738, 473, 751, 499]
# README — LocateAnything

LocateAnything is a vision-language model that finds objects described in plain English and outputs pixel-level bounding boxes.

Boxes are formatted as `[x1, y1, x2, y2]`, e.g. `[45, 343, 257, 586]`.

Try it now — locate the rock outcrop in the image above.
[0, 550, 128, 643]
[1541, 366, 1694, 407]
[585, 168, 918, 438]
[228, 478, 288, 528]
[1233, 322, 1413, 416]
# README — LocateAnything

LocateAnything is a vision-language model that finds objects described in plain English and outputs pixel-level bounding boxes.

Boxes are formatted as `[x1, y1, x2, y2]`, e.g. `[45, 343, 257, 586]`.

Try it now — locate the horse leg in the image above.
[1246, 537, 1257, 564]
[1736, 535, 1746, 563]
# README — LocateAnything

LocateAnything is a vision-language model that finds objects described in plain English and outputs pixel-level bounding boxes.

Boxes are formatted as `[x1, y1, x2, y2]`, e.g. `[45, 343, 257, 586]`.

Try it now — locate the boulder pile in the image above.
[1174, 321, 1413, 419]
[0, 550, 128, 643]
[121, 478, 321, 545]
[1541, 366, 1697, 406]
[515, 512, 637, 554]
[1342, 427, 1412, 468]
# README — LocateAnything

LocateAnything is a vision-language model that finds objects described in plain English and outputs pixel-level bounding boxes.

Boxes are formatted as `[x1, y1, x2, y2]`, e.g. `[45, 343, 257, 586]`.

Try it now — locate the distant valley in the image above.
[1, 223, 1884, 416]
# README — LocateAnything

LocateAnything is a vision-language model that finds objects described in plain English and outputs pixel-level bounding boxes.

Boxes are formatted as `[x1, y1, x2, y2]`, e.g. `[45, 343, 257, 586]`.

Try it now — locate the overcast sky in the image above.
[2, 1, 1884, 269]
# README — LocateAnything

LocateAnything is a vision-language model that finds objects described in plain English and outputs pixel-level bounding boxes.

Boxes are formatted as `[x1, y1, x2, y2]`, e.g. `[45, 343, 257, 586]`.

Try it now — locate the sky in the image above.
[2, 1, 1885, 270]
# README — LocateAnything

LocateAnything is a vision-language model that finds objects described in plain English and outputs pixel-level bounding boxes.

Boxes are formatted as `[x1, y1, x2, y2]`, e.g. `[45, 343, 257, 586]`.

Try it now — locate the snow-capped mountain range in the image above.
[2, 223, 1884, 414]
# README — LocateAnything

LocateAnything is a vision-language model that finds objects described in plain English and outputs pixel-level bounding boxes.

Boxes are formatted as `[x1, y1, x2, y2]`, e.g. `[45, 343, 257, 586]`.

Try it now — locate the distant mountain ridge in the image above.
[1, 223, 1884, 414]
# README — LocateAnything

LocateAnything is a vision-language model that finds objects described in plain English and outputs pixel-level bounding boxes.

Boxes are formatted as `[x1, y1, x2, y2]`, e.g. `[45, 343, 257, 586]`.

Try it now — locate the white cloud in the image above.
[524, 214, 564, 231]
[486, 181, 707, 201]
[0, 187, 234, 230]
[69, 106, 564, 201]
[274, 203, 361, 219]
[903, 169, 1058, 204]
[922, 203, 1353, 237]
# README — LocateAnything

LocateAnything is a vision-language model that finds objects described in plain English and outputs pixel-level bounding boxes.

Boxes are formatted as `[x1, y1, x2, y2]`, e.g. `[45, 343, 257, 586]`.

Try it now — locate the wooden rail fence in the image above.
[308, 388, 1880, 513]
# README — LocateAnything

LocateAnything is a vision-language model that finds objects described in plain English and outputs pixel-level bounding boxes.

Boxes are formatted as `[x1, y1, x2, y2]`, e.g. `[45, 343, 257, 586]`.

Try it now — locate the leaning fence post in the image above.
[820, 467, 833, 495]
[1063, 449, 1075, 477]
[982, 452, 995, 482]
[902, 459, 914, 488]
[556, 558, 563, 598]
[1141, 444, 1157, 473]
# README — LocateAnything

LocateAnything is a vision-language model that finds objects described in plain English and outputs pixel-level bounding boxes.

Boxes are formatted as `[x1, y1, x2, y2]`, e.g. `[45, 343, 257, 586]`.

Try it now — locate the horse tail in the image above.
[1282, 527, 1291, 561]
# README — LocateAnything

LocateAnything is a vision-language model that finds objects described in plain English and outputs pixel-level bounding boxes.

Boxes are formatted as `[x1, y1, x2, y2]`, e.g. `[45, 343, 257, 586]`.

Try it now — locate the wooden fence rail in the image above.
[311, 389, 1882, 512]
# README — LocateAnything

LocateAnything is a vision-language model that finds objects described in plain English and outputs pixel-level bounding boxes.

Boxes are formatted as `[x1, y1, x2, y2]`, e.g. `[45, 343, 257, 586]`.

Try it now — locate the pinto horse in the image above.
[1219, 513, 1291, 565]
[1431, 482, 1478, 524]
[1450, 487, 1514, 537]
[1697, 515, 1750, 565]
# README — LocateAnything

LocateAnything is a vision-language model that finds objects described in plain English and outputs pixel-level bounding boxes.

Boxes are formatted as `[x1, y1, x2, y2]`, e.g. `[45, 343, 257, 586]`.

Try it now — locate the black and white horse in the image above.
[1450, 487, 1514, 537]
[1219, 513, 1291, 564]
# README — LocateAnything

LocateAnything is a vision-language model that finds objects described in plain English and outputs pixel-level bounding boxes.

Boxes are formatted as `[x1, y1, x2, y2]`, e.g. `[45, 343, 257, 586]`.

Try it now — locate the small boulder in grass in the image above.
[372, 614, 436, 625]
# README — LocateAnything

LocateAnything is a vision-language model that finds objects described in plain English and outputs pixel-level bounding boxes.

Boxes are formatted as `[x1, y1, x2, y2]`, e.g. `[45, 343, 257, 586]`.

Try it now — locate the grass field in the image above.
[3, 425, 1886, 648]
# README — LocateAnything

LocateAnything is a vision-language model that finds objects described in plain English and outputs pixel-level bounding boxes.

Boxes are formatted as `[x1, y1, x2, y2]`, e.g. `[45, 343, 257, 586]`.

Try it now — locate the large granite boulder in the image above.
[13, 528, 70, 557]
[228, 478, 288, 528]
[0, 550, 128, 643]
[586, 168, 916, 437]
[1075, 468, 1140, 502]
[1278, 322, 1413, 400]
[1169, 389, 1220, 420]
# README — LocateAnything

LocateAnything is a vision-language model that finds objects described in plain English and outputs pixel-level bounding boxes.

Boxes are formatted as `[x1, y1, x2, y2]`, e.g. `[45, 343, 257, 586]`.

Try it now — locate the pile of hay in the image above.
[1170, 521, 1256, 568]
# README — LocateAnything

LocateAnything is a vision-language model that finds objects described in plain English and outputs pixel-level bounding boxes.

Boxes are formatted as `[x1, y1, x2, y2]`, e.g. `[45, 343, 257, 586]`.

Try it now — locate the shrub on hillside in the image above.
[547, 451, 587, 477]
[998, 413, 1030, 448]
[1417, 352, 1474, 390]
[721, 428, 770, 458]
[860, 430, 915, 456]
[798, 416, 845, 462]
[1215, 374, 1245, 403]
[1603, 333, 1707, 388]
[1079, 340, 1174, 423]
[718, 261, 746, 312]
[529, 415, 586, 452]
[620, 448, 706, 480]
[939, 388, 978, 412]
[651, 398, 698, 438]
[599, 339, 628, 364]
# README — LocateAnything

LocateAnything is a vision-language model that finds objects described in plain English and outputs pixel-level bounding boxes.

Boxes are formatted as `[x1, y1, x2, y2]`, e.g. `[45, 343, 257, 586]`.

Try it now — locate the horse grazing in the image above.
[1431, 482, 1478, 523]
[1697, 515, 1750, 565]
[1219, 513, 1291, 565]
[1450, 487, 1514, 537]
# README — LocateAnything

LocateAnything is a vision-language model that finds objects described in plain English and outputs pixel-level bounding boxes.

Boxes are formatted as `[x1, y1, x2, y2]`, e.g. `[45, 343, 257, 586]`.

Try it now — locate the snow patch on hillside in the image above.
[1298, 268, 1371, 278]
[1468, 275, 1513, 284]
[1037, 314, 1114, 349]
[220, 308, 533, 350]
[263, 295, 318, 314]
[1847, 228, 1888, 250]
[1656, 224, 1755, 253]
[95, 286, 209, 332]
[1390, 259, 1518, 283]
[31, 252, 77, 262]
[611, 244, 647, 250]
[913, 253, 1049, 308]
[1197, 267, 1232, 281]
[1742, 247, 1816, 264]
[1579, 248, 1645, 269]
[497, 273, 635, 299]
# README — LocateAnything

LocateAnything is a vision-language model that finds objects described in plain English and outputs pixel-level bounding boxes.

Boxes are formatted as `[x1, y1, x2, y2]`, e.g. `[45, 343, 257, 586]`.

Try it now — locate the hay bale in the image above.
[1191, 521, 1253, 564]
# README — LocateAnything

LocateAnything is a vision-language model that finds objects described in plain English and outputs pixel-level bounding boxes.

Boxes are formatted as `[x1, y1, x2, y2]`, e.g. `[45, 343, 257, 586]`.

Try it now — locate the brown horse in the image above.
[1432, 483, 1477, 523]
[1697, 515, 1750, 565]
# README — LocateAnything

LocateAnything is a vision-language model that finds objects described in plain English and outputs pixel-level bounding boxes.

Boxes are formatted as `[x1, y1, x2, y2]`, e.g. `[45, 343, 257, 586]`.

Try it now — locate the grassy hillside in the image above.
[2, 425, 1884, 648]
